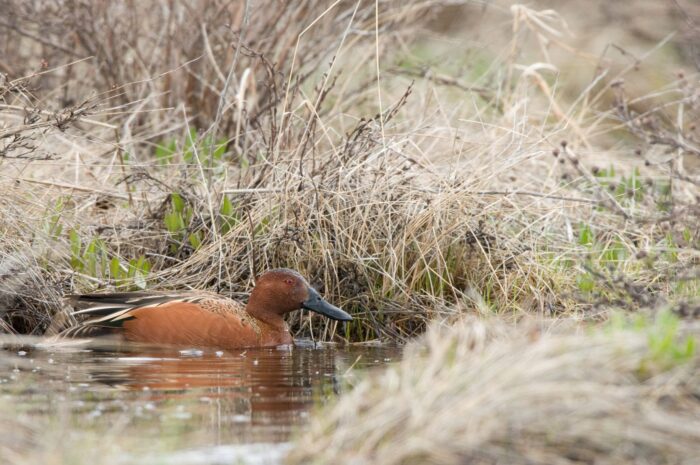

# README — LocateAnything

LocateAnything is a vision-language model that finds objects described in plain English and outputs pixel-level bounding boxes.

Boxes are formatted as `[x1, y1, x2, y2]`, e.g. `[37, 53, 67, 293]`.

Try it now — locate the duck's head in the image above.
[247, 269, 352, 321]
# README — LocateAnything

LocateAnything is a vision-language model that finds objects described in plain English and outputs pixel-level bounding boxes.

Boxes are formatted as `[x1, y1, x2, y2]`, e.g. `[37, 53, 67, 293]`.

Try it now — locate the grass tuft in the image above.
[288, 315, 700, 465]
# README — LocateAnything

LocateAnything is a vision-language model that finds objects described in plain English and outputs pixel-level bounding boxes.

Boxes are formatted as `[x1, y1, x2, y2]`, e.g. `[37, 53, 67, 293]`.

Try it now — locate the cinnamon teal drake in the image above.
[61, 269, 352, 349]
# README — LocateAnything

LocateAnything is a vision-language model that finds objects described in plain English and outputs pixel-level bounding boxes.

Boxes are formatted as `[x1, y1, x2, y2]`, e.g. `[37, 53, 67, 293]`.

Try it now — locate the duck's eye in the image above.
[284, 278, 295, 286]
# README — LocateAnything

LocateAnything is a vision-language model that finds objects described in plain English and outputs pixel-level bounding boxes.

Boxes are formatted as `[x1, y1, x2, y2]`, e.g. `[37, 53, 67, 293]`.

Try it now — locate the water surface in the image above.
[0, 338, 399, 465]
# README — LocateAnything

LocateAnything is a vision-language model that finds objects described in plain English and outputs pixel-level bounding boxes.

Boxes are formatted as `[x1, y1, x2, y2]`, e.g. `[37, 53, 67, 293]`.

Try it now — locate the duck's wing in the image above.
[61, 292, 216, 338]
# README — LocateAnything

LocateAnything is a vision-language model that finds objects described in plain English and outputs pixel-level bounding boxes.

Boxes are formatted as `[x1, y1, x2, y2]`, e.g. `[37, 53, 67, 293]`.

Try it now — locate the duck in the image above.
[61, 268, 352, 349]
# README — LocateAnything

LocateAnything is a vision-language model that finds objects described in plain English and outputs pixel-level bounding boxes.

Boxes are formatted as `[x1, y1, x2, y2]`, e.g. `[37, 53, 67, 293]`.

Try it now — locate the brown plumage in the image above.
[61, 269, 352, 349]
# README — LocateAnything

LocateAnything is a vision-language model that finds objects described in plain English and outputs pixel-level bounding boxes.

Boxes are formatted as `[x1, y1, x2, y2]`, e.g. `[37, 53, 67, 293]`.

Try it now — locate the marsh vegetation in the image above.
[1, 0, 699, 464]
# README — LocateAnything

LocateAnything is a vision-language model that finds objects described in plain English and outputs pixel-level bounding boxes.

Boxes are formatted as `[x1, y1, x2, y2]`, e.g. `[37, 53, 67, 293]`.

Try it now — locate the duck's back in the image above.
[62, 292, 278, 349]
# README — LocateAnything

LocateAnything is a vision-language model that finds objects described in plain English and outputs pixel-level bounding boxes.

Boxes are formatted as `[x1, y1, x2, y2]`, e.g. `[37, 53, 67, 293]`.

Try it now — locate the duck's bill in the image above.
[303, 288, 353, 321]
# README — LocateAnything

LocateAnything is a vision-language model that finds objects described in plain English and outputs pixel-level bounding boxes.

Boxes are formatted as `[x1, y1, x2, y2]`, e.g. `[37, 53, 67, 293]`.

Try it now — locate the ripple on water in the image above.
[0, 337, 400, 465]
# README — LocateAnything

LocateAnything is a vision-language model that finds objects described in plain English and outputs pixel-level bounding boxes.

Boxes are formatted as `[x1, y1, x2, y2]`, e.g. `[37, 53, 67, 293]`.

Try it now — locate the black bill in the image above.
[302, 287, 353, 321]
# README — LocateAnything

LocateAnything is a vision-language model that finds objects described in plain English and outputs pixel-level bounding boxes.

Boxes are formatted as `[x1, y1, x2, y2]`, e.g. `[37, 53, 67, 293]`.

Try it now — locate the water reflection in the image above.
[0, 338, 399, 463]
[90, 346, 347, 443]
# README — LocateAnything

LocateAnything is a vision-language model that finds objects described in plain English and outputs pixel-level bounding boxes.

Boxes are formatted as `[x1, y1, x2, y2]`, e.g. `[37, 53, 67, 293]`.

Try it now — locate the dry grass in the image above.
[0, 1, 698, 344]
[287, 315, 700, 465]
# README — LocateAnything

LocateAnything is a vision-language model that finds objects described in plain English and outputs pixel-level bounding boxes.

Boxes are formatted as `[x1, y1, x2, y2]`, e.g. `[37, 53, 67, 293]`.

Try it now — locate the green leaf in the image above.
[140, 257, 152, 274]
[69, 229, 81, 254]
[576, 273, 595, 293]
[188, 231, 202, 249]
[219, 195, 239, 234]
[164, 212, 181, 233]
[578, 224, 594, 246]
[68, 229, 82, 269]
[85, 242, 97, 277]
[155, 145, 167, 162]
[213, 139, 227, 160]
[171, 193, 185, 214]
[183, 206, 193, 224]
[682, 228, 692, 243]
[221, 195, 233, 216]
[683, 337, 696, 359]
[110, 257, 122, 280]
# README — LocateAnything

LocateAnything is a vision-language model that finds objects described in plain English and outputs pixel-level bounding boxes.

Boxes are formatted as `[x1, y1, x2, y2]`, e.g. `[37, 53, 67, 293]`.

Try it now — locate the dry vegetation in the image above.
[1, 1, 696, 340]
[288, 315, 700, 465]
[1, 0, 700, 462]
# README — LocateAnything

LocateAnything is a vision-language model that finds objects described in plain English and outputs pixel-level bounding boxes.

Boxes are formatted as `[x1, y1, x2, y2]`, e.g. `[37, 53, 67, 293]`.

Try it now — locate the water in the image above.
[0, 338, 400, 465]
